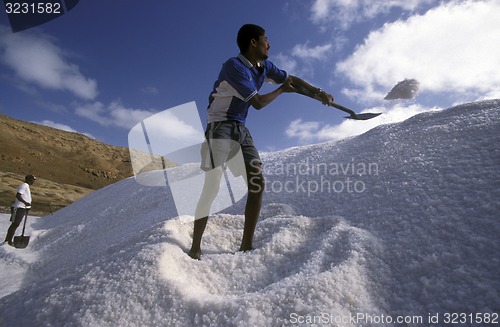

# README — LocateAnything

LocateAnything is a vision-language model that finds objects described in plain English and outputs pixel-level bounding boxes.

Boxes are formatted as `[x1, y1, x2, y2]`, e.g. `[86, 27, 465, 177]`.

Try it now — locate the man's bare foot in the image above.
[188, 248, 202, 260]
[238, 246, 254, 252]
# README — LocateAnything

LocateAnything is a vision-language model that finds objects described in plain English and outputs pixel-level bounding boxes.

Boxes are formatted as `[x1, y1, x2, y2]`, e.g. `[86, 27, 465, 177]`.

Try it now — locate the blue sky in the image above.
[1, 0, 499, 152]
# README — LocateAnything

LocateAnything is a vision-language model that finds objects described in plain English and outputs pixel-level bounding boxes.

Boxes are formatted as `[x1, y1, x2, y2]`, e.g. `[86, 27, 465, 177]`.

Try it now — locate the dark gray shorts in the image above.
[200, 121, 261, 174]
[10, 208, 28, 224]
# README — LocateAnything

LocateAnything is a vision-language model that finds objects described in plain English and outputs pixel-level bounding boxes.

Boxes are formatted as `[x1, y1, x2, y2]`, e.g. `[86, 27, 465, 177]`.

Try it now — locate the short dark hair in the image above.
[237, 24, 265, 53]
[25, 174, 36, 181]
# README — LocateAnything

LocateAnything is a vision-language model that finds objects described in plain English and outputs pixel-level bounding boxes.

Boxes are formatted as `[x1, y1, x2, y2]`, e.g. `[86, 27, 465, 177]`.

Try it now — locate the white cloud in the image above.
[286, 103, 439, 144]
[274, 53, 298, 75]
[0, 25, 97, 100]
[291, 43, 332, 60]
[126, 102, 205, 158]
[275, 42, 332, 77]
[311, 0, 434, 29]
[336, 0, 500, 103]
[285, 119, 322, 143]
[108, 102, 158, 129]
[139, 106, 203, 155]
[35, 120, 95, 139]
[75, 100, 203, 156]
[75, 100, 156, 129]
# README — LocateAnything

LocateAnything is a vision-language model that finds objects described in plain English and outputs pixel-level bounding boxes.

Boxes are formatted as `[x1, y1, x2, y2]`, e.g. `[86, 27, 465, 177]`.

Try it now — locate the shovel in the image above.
[331, 102, 382, 120]
[13, 209, 30, 248]
[294, 84, 381, 120]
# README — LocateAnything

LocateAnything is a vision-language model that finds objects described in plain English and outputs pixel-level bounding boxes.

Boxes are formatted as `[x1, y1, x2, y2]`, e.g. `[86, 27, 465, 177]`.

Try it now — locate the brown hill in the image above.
[0, 114, 171, 215]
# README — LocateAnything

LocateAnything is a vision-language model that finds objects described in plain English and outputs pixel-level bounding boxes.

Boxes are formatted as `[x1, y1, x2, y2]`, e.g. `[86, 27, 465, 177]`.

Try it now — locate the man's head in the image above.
[237, 24, 269, 60]
[25, 174, 36, 185]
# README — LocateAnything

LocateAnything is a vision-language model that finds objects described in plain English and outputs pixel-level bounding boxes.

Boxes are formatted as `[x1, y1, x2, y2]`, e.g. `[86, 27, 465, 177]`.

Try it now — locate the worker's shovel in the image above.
[294, 84, 381, 120]
[331, 102, 381, 120]
[13, 210, 30, 248]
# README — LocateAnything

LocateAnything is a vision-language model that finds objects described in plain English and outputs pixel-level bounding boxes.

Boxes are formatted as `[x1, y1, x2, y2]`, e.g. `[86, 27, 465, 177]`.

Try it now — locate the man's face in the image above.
[255, 34, 270, 60]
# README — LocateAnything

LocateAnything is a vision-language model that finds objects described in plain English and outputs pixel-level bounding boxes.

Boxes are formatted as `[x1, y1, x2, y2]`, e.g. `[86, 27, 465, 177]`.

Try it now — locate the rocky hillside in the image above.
[0, 114, 163, 215]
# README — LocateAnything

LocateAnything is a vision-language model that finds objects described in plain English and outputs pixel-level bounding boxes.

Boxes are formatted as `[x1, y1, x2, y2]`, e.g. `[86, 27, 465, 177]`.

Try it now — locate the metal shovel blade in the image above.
[331, 103, 381, 120]
[292, 85, 382, 120]
[345, 112, 382, 120]
[13, 235, 30, 248]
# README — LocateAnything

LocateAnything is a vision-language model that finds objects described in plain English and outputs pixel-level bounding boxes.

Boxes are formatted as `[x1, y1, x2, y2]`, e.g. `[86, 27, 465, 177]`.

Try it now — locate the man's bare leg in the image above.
[188, 169, 222, 260]
[189, 216, 208, 260]
[240, 163, 264, 251]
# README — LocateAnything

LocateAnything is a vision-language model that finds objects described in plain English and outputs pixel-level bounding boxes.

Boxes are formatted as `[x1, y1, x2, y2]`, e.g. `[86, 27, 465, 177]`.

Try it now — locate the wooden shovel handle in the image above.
[293, 84, 356, 117]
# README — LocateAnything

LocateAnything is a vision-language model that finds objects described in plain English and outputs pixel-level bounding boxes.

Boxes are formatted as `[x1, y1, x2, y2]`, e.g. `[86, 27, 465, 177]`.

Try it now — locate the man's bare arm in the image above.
[288, 75, 334, 106]
[16, 192, 30, 206]
[249, 75, 334, 109]
[249, 77, 296, 109]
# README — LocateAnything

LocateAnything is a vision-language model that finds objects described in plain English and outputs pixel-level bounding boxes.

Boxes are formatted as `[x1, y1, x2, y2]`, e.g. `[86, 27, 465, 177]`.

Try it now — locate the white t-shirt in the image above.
[13, 182, 32, 209]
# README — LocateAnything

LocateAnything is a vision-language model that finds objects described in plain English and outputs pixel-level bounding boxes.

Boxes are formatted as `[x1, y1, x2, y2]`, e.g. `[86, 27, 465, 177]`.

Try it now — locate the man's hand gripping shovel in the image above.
[293, 85, 381, 120]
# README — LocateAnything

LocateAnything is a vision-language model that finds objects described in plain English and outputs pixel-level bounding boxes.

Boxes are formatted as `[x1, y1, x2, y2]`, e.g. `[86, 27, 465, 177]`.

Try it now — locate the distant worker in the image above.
[4, 174, 36, 246]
